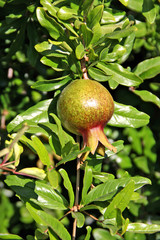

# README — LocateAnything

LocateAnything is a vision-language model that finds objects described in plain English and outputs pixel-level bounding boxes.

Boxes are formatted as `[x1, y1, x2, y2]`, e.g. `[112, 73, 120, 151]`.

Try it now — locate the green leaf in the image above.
[97, 62, 142, 87]
[104, 181, 135, 219]
[118, 0, 129, 7]
[72, 212, 85, 228]
[80, 23, 93, 48]
[7, 99, 53, 133]
[88, 67, 112, 82]
[118, 32, 135, 64]
[0, 234, 23, 240]
[127, 0, 143, 12]
[87, 5, 104, 29]
[37, 211, 71, 240]
[57, 6, 77, 20]
[50, 113, 71, 148]
[105, 140, 124, 157]
[85, 226, 92, 240]
[133, 156, 150, 174]
[56, 145, 90, 167]
[127, 223, 160, 234]
[32, 77, 71, 92]
[48, 168, 59, 189]
[93, 228, 120, 240]
[40, 0, 57, 18]
[5, 175, 69, 210]
[84, 176, 151, 205]
[142, 0, 156, 24]
[40, 56, 68, 71]
[93, 172, 115, 183]
[106, 26, 137, 39]
[18, 167, 46, 180]
[26, 202, 47, 226]
[81, 166, 93, 204]
[100, 44, 126, 62]
[133, 57, 160, 80]
[31, 135, 50, 166]
[101, 9, 126, 24]
[75, 42, 85, 60]
[59, 168, 74, 208]
[36, 7, 64, 40]
[133, 90, 160, 108]
[109, 102, 150, 128]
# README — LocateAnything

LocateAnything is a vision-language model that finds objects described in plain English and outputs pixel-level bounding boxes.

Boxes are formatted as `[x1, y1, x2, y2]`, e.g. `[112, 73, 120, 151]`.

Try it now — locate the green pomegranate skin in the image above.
[57, 79, 114, 135]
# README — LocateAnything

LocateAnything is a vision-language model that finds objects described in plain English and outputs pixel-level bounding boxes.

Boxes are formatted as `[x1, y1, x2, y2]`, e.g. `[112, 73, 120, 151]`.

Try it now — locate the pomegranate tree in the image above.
[57, 79, 117, 156]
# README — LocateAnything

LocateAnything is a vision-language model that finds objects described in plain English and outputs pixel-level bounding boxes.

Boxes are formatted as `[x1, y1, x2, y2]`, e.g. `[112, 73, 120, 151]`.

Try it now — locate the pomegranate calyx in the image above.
[81, 126, 117, 156]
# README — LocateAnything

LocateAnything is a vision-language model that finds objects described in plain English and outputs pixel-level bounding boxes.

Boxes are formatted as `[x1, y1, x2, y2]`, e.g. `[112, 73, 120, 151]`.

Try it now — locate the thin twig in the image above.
[59, 210, 72, 221]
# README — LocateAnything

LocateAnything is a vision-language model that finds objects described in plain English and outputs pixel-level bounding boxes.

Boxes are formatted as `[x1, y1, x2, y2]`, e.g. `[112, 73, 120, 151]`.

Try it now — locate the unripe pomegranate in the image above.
[57, 79, 117, 156]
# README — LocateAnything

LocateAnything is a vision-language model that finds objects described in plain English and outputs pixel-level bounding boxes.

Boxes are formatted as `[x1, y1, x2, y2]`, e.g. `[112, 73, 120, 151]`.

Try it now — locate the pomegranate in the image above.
[57, 79, 117, 156]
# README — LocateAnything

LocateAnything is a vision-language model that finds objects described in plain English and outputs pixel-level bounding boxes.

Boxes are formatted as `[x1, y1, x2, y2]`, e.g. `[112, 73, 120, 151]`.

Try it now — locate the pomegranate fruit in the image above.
[57, 79, 117, 155]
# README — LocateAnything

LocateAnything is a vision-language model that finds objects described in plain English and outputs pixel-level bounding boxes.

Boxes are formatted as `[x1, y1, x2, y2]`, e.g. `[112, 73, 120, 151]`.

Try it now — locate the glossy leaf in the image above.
[105, 140, 124, 156]
[133, 57, 160, 80]
[72, 212, 85, 228]
[36, 7, 64, 40]
[31, 135, 50, 166]
[0, 234, 23, 240]
[109, 102, 150, 128]
[85, 226, 92, 240]
[81, 166, 93, 204]
[18, 167, 46, 180]
[100, 44, 126, 62]
[88, 67, 112, 82]
[93, 228, 120, 239]
[57, 7, 77, 20]
[87, 5, 104, 29]
[133, 90, 160, 108]
[5, 175, 69, 210]
[32, 77, 71, 92]
[97, 62, 142, 87]
[7, 99, 53, 133]
[104, 181, 135, 219]
[40, 0, 57, 18]
[48, 168, 59, 189]
[80, 23, 93, 48]
[59, 168, 74, 207]
[84, 176, 151, 205]
[93, 172, 115, 183]
[118, 0, 129, 7]
[118, 32, 135, 64]
[56, 146, 90, 166]
[37, 211, 71, 240]
[50, 113, 72, 148]
[142, 0, 156, 24]
[127, 0, 143, 12]
[75, 42, 85, 60]
[106, 26, 137, 39]
[127, 223, 160, 234]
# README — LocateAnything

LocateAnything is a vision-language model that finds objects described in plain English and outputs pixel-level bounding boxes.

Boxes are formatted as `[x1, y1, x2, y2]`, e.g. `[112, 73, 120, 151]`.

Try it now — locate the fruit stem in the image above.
[81, 56, 89, 80]
[72, 135, 81, 240]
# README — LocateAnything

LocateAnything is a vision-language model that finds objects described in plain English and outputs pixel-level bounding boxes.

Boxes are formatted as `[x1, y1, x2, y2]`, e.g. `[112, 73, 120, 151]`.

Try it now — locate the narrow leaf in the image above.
[133, 90, 160, 108]
[142, 0, 156, 24]
[88, 67, 112, 82]
[109, 102, 150, 128]
[72, 212, 85, 228]
[18, 167, 46, 180]
[97, 62, 142, 87]
[75, 42, 85, 60]
[81, 166, 93, 204]
[36, 7, 64, 40]
[87, 5, 104, 29]
[5, 175, 69, 210]
[37, 211, 71, 240]
[85, 226, 92, 240]
[84, 176, 151, 204]
[0, 234, 23, 240]
[59, 168, 74, 207]
[127, 223, 160, 234]
[133, 57, 160, 80]
[104, 181, 135, 219]
[31, 135, 50, 166]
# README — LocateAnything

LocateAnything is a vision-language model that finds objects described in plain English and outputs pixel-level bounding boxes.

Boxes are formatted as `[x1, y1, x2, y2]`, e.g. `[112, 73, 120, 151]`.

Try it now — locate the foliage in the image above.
[0, 0, 160, 239]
